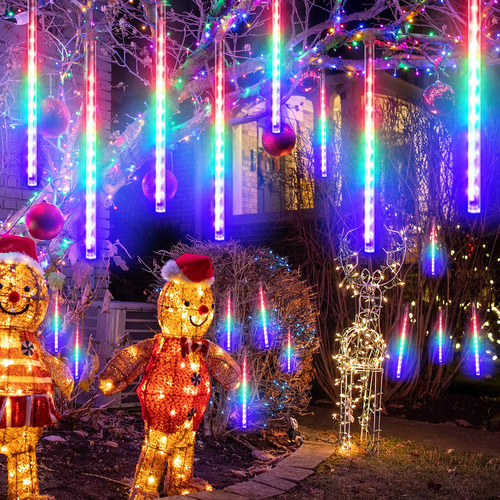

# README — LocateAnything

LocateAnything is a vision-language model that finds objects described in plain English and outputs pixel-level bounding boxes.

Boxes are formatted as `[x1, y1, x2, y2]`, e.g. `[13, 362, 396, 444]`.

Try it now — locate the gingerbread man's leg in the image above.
[129, 427, 171, 500]
[164, 429, 211, 496]
[0, 427, 55, 500]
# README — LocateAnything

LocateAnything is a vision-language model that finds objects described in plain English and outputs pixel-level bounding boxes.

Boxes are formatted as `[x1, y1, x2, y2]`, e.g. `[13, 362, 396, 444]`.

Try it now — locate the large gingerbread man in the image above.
[99, 253, 240, 499]
[0, 235, 74, 500]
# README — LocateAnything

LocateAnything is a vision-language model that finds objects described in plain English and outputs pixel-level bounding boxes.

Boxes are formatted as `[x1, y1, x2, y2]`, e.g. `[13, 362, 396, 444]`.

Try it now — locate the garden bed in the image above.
[0, 411, 297, 500]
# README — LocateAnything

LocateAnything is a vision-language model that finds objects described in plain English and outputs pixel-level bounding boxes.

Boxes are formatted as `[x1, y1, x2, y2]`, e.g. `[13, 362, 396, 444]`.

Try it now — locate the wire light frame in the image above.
[334, 226, 408, 456]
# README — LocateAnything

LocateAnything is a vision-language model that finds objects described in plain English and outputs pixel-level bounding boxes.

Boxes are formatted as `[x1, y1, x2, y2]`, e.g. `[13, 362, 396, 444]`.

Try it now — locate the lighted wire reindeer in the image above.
[334, 227, 407, 456]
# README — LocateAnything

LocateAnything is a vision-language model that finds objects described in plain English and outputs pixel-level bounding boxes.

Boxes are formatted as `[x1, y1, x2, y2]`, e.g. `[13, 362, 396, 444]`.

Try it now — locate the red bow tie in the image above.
[180, 337, 209, 358]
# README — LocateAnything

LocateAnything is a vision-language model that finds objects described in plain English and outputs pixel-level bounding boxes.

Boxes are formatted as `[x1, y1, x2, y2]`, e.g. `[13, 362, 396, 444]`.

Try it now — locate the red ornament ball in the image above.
[422, 81, 455, 115]
[25, 202, 65, 240]
[142, 169, 178, 202]
[262, 124, 296, 157]
[39, 97, 71, 138]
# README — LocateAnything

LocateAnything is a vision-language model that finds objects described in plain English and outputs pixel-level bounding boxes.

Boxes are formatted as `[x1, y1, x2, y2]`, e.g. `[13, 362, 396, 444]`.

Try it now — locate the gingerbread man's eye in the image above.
[24, 286, 31, 292]
[0, 283, 3, 289]
[184, 301, 190, 307]
[211, 304, 215, 309]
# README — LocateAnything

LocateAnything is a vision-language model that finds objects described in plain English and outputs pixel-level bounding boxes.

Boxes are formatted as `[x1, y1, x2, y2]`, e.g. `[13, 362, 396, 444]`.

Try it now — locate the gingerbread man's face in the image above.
[157, 280, 214, 341]
[0, 261, 48, 331]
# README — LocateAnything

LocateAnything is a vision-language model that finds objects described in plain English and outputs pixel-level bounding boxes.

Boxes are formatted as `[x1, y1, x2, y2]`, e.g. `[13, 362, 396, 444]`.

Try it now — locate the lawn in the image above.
[276, 437, 500, 499]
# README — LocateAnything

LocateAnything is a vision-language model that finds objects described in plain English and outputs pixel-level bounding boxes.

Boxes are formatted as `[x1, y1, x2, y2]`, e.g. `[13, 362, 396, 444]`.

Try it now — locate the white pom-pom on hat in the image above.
[161, 253, 214, 286]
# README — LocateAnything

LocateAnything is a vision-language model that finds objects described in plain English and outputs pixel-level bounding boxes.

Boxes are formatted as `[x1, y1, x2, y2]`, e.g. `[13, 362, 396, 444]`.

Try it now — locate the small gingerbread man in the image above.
[0, 235, 74, 500]
[100, 253, 240, 499]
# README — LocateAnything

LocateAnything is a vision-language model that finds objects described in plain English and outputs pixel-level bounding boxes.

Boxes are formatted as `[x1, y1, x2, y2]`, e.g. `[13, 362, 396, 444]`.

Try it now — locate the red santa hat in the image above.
[161, 253, 214, 285]
[0, 235, 43, 275]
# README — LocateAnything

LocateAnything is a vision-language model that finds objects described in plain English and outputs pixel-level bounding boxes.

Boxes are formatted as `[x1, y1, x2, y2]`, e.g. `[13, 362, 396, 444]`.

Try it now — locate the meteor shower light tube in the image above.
[27, 0, 37, 187]
[155, 0, 168, 213]
[468, 0, 481, 213]
[364, 41, 375, 253]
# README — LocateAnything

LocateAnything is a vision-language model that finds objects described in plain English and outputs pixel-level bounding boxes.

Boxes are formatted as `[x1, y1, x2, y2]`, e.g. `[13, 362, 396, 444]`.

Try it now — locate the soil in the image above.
[0, 412, 296, 500]
[384, 392, 500, 429]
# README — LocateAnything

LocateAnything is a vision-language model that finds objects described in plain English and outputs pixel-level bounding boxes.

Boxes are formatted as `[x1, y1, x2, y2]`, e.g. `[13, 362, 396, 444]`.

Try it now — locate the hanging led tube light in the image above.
[271, 0, 281, 133]
[320, 69, 327, 177]
[27, 0, 37, 186]
[155, 0, 168, 213]
[364, 40, 375, 253]
[259, 283, 269, 348]
[396, 305, 409, 379]
[214, 39, 225, 240]
[287, 327, 292, 373]
[471, 303, 481, 376]
[54, 292, 60, 353]
[430, 217, 437, 276]
[241, 353, 248, 429]
[226, 292, 232, 352]
[437, 307, 444, 364]
[467, 0, 481, 213]
[74, 326, 80, 380]
[85, 12, 97, 259]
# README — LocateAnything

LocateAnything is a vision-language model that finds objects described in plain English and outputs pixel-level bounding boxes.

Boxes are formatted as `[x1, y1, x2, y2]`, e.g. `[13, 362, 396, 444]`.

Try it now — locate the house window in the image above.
[232, 96, 315, 215]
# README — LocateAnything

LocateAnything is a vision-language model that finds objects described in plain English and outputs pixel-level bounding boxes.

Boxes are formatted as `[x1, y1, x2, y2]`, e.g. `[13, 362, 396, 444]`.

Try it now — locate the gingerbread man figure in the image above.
[99, 253, 240, 498]
[0, 235, 74, 500]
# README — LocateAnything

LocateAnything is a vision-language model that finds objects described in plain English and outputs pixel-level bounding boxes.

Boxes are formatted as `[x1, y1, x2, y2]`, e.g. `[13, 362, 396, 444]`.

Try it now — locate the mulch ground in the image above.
[0, 412, 296, 500]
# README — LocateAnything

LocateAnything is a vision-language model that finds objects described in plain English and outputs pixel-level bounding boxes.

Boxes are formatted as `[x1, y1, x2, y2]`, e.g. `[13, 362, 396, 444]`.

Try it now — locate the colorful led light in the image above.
[214, 39, 225, 240]
[437, 306, 444, 363]
[226, 292, 232, 351]
[27, 0, 37, 186]
[468, 0, 481, 213]
[471, 303, 480, 376]
[396, 305, 409, 379]
[287, 327, 292, 373]
[85, 15, 97, 259]
[430, 217, 437, 276]
[271, 0, 281, 133]
[320, 69, 327, 177]
[241, 353, 248, 429]
[74, 326, 80, 380]
[155, 0, 167, 213]
[259, 284, 269, 348]
[54, 292, 60, 353]
[364, 41, 375, 253]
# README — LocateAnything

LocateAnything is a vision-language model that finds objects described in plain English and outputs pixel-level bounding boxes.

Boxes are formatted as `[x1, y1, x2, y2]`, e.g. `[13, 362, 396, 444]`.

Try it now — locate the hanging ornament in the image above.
[293, 68, 320, 94]
[319, 69, 327, 177]
[25, 202, 65, 240]
[142, 168, 177, 202]
[39, 97, 71, 138]
[262, 123, 296, 157]
[422, 81, 455, 115]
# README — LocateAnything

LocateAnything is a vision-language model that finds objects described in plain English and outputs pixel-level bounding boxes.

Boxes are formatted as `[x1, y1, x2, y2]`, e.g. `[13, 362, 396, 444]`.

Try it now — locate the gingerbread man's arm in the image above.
[35, 339, 74, 400]
[99, 338, 155, 396]
[205, 343, 241, 391]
